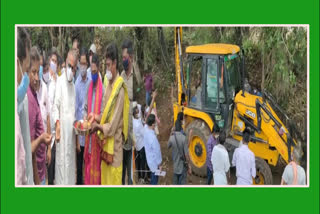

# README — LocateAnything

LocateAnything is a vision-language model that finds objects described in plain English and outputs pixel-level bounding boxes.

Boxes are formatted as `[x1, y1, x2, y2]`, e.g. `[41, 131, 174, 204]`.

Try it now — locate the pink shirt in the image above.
[144, 74, 152, 92]
[27, 86, 46, 181]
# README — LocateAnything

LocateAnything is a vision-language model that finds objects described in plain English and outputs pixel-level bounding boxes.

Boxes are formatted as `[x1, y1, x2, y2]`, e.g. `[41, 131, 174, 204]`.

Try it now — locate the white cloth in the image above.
[137, 103, 142, 119]
[232, 144, 256, 185]
[143, 125, 162, 172]
[16, 111, 27, 185]
[211, 144, 230, 185]
[133, 117, 144, 151]
[282, 164, 306, 185]
[52, 70, 76, 185]
[89, 44, 97, 54]
[17, 95, 34, 185]
[48, 75, 57, 148]
[37, 80, 50, 133]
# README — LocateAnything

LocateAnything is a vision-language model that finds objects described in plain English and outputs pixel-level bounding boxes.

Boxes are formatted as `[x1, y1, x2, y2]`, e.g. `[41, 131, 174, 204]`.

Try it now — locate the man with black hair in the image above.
[211, 131, 230, 185]
[48, 48, 59, 80]
[168, 112, 192, 185]
[232, 130, 256, 185]
[206, 125, 220, 184]
[90, 42, 130, 185]
[82, 53, 105, 185]
[75, 47, 91, 184]
[174, 112, 185, 135]
[144, 114, 162, 185]
[121, 39, 134, 185]
[28, 47, 53, 185]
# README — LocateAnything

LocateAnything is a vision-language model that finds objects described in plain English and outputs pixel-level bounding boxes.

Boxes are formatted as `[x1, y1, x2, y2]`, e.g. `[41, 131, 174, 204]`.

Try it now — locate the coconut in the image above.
[82, 121, 88, 130]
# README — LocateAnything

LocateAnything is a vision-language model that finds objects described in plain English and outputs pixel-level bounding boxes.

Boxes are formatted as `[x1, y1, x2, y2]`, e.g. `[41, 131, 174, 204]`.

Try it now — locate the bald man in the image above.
[281, 149, 306, 185]
[52, 50, 77, 185]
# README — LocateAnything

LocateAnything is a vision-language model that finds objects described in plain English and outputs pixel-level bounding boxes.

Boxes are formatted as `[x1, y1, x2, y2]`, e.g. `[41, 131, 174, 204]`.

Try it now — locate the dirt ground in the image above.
[135, 85, 285, 186]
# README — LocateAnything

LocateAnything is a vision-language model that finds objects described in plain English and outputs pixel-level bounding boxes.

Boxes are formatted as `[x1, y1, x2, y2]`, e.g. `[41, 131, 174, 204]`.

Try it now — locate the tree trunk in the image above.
[133, 57, 142, 85]
[58, 27, 62, 57]
[157, 27, 169, 69]
[48, 27, 54, 48]
[235, 27, 242, 47]
[261, 31, 265, 92]
[134, 27, 145, 72]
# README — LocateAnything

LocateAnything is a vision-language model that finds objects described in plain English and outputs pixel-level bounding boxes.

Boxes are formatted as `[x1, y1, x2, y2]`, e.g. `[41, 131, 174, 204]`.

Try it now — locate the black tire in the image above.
[255, 157, 273, 185]
[186, 119, 211, 177]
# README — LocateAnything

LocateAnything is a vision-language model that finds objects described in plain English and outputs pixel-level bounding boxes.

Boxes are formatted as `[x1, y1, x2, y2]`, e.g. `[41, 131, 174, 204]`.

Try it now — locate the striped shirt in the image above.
[206, 135, 217, 172]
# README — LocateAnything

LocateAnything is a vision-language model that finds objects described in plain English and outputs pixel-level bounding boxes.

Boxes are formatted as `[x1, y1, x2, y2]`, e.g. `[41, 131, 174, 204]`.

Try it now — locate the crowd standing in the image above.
[16, 27, 306, 186]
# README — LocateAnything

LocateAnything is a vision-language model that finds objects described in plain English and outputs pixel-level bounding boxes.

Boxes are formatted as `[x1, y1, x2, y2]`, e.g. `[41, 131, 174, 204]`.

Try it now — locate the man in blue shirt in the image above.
[75, 47, 91, 184]
[206, 125, 220, 184]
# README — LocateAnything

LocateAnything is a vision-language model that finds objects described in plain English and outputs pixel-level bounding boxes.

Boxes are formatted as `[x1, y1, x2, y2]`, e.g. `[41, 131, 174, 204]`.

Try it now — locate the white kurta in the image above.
[52, 71, 76, 185]
[211, 144, 230, 185]
[37, 80, 50, 133]
[48, 76, 57, 148]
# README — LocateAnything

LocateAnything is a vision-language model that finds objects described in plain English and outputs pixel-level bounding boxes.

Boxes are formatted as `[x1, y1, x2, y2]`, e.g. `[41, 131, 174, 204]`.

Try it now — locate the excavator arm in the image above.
[174, 27, 185, 105]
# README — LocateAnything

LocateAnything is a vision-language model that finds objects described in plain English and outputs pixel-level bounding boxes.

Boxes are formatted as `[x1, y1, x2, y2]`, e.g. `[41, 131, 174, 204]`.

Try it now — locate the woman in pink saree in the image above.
[84, 58, 103, 185]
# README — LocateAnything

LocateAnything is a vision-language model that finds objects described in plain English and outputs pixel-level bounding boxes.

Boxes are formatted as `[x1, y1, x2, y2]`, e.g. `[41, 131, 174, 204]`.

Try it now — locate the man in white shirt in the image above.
[143, 114, 162, 185]
[211, 131, 230, 185]
[47, 49, 59, 185]
[232, 130, 256, 185]
[133, 104, 147, 184]
[121, 39, 134, 185]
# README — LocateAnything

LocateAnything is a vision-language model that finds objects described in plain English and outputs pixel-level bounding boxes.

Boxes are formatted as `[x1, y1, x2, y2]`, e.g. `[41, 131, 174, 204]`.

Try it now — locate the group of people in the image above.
[205, 127, 255, 185]
[205, 126, 306, 185]
[16, 27, 133, 185]
[132, 88, 162, 185]
[16, 27, 306, 186]
[133, 93, 192, 185]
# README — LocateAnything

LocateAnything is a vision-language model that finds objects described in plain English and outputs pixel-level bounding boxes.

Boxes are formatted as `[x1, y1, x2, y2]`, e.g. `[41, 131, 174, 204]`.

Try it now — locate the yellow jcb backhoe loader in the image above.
[173, 27, 305, 184]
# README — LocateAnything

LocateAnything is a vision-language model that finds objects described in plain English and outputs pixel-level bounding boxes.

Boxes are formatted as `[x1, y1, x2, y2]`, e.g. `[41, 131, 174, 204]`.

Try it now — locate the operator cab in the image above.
[186, 44, 242, 131]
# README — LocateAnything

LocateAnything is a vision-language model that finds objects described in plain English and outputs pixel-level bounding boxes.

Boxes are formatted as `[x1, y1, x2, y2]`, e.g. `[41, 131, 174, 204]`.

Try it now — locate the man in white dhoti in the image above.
[211, 131, 230, 185]
[47, 49, 59, 185]
[53, 50, 77, 185]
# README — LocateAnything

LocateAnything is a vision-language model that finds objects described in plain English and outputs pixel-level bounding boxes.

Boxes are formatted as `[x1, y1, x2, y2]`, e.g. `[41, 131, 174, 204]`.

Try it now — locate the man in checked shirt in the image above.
[206, 125, 220, 185]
